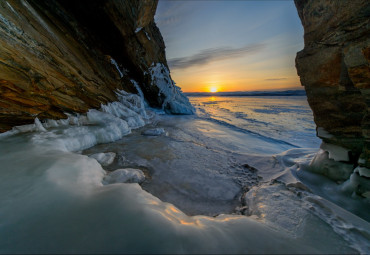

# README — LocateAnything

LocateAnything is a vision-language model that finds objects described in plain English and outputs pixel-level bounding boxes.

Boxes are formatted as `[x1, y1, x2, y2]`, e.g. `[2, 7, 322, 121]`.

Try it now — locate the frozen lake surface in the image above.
[0, 94, 369, 253]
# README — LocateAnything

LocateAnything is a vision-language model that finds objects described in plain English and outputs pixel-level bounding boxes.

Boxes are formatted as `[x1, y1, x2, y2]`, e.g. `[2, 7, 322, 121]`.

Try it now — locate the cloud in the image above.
[155, 1, 198, 27]
[264, 78, 288, 81]
[168, 44, 265, 69]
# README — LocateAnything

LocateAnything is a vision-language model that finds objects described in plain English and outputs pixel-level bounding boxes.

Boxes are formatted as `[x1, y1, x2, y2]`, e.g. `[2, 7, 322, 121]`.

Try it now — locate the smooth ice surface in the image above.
[190, 96, 321, 148]
[0, 94, 369, 253]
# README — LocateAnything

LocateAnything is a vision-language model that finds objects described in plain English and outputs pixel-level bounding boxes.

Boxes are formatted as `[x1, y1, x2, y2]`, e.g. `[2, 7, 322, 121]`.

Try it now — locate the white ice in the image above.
[141, 127, 166, 136]
[110, 58, 124, 78]
[89, 152, 116, 166]
[103, 168, 145, 184]
[0, 93, 369, 254]
[321, 142, 350, 162]
[148, 63, 194, 114]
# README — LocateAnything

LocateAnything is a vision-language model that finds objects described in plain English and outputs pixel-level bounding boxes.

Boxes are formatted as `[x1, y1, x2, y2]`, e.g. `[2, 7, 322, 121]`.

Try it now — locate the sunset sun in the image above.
[210, 87, 218, 93]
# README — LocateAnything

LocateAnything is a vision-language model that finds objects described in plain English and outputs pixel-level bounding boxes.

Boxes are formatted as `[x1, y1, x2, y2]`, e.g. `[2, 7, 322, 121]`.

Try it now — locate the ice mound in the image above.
[341, 167, 370, 197]
[148, 63, 194, 115]
[89, 152, 116, 166]
[1, 88, 150, 152]
[320, 142, 350, 162]
[103, 168, 145, 184]
[141, 128, 166, 136]
[309, 149, 353, 181]
[244, 183, 313, 236]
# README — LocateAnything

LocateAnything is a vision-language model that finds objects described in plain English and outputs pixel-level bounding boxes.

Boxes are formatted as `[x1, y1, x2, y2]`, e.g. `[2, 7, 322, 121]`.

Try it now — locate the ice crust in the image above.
[148, 63, 194, 114]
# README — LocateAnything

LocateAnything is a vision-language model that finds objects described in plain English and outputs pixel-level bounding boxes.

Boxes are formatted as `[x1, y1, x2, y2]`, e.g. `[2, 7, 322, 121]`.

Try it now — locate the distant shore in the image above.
[184, 90, 306, 97]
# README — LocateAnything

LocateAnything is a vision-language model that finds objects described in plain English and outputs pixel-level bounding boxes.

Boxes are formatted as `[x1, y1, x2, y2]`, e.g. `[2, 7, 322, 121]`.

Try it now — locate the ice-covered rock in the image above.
[141, 128, 166, 136]
[320, 142, 350, 162]
[104, 168, 145, 184]
[110, 58, 124, 78]
[341, 167, 370, 197]
[148, 63, 194, 115]
[89, 152, 116, 166]
[309, 149, 354, 181]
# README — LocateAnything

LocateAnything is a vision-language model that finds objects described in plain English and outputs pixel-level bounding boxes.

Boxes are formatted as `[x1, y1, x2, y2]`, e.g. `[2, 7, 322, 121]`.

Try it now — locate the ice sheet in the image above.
[0, 93, 368, 253]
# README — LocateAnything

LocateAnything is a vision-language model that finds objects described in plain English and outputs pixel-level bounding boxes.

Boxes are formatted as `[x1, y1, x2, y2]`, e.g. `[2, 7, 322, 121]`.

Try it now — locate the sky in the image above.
[154, 0, 304, 93]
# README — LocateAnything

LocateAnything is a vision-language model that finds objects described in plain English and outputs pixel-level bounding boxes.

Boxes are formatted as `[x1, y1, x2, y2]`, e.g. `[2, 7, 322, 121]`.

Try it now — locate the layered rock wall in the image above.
[295, 0, 370, 170]
[0, 0, 191, 132]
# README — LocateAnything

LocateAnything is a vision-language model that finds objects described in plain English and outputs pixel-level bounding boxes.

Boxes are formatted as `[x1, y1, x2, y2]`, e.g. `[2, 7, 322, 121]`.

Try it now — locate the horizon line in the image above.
[183, 88, 305, 94]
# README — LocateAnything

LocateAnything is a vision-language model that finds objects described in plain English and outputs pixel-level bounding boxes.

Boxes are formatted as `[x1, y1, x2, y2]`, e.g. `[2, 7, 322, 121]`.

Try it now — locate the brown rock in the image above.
[295, 0, 370, 167]
[0, 0, 185, 133]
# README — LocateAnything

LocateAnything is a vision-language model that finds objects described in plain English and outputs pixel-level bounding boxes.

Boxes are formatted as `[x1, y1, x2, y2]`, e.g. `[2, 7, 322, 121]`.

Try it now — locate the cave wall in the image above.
[0, 0, 183, 132]
[295, 0, 370, 168]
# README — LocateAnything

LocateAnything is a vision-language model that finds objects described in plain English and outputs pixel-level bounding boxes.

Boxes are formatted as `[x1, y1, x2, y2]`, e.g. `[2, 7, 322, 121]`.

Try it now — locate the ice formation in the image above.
[2, 89, 149, 152]
[89, 152, 116, 166]
[130, 79, 148, 119]
[103, 168, 145, 184]
[141, 128, 166, 136]
[0, 94, 369, 253]
[110, 58, 124, 78]
[341, 167, 370, 198]
[309, 149, 353, 181]
[148, 63, 194, 114]
[320, 142, 350, 161]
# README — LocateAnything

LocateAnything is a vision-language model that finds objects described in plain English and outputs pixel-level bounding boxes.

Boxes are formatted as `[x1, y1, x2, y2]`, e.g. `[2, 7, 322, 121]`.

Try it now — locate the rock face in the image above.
[295, 0, 370, 168]
[0, 0, 192, 132]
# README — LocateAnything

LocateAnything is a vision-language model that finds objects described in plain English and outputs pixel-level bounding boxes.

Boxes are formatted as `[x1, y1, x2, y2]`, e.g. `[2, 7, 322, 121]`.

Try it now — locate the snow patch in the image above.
[145, 31, 151, 40]
[135, 27, 142, 33]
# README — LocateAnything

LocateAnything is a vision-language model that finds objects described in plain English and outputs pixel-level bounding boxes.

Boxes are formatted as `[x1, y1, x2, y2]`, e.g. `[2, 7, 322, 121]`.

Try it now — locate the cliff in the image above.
[295, 0, 370, 177]
[0, 0, 192, 132]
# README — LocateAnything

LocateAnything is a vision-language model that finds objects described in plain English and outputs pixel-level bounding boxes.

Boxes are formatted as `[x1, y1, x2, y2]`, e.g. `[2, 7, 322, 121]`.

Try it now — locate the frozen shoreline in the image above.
[0, 94, 369, 253]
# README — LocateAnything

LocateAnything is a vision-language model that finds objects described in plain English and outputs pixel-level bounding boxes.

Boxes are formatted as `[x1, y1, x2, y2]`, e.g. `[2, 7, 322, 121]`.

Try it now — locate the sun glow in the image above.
[210, 87, 218, 93]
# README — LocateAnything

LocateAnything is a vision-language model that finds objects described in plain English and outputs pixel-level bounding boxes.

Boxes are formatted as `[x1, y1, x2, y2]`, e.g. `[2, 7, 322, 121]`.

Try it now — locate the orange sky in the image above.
[156, 1, 304, 93]
[170, 55, 302, 92]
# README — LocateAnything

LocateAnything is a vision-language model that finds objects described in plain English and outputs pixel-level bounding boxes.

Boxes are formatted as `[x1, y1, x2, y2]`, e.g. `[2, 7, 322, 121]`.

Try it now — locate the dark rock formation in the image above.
[0, 0, 192, 132]
[295, 0, 370, 170]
